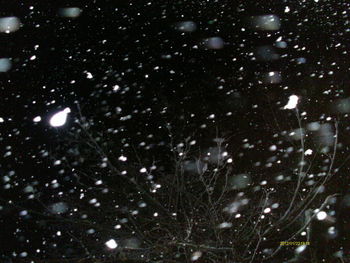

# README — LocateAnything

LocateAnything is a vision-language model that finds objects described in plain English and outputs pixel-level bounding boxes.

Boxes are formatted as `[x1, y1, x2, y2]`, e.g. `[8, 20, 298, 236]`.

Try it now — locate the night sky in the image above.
[1, 1, 350, 262]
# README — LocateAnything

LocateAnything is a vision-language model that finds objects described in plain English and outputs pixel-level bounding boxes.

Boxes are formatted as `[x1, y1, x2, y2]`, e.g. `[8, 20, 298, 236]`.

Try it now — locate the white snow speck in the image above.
[23, 185, 34, 193]
[0, 17, 21, 33]
[263, 207, 271, 213]
[269, 145, 277, 151]
[305, 149, 313, 155]
[49, 107, 71, 127]
[284, 95, 299, 110]
[0, 117, 4, 123]
[250, 14, 281, 31]
[89, 198, 97, 204]
[316, 211, 327, 220]
[218, 222, 233, 229]
[176, 21, 197, 32]
[86, 72, 93, 79]
[49, 202, 68, 214]
[33, 116, 41, 122]
[118, 155, 127, 162]
[19, 210, 28, 216]
[105, 239, 118, 249]
[191, 251, 203, 261]
[0, 58, 12, 72]
[95, 180, 103, 185]
[264, 71, 282, 84]
[58, 7, 82, 18]
[295, 245, 307, 254]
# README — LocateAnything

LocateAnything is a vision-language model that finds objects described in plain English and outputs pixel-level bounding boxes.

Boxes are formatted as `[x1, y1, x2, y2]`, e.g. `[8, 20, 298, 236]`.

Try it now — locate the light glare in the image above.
[49, 107, 71, 127]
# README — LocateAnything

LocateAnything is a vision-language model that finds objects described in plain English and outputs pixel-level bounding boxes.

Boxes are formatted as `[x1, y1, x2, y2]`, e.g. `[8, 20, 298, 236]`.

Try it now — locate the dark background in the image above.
[1, 0, 350, 262]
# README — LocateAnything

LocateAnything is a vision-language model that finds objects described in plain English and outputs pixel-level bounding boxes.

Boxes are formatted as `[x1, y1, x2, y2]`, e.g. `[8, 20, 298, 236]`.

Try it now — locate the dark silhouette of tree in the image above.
[8, 102, 346, 263]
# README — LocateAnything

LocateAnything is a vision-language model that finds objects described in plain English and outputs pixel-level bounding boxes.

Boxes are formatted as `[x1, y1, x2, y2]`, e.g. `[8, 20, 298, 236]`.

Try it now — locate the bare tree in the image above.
[5, 104, 348, 263]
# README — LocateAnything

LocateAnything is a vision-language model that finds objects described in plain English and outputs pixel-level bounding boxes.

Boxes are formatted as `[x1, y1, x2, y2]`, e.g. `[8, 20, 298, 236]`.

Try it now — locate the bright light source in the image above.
[49, 107, 71, 127]
[284, 95, 299, 110]
[105, 239, 118, 249]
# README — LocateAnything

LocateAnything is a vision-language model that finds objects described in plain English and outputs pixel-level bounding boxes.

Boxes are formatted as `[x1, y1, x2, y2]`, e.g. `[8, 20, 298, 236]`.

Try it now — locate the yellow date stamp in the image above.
[280, 241, 310, 246]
